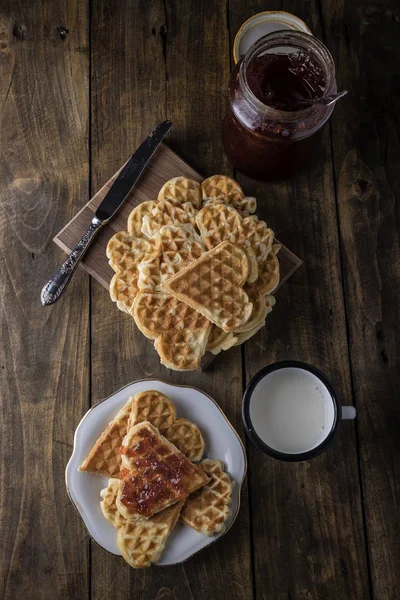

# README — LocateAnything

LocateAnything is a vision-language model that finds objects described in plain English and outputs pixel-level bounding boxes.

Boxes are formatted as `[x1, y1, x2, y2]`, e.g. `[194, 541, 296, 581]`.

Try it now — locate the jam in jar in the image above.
[222, 31, 337, 181]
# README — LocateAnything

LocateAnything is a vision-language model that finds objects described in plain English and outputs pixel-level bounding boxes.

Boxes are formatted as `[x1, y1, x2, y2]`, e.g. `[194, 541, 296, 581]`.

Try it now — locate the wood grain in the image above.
[1, 0, 398, 598]
[229, 1, 370, 599]
[0, 1, 90, 599]
[321, 1, 400, 597]
[89, 1, 252, 599]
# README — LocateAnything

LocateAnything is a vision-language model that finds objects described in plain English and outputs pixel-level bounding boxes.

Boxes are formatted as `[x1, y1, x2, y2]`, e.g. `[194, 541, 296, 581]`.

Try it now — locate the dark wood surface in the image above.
[0, 1, 398, 599]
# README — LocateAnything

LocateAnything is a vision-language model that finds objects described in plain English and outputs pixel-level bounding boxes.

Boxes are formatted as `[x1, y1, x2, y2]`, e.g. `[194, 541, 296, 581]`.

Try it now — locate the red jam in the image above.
[246, 53, 324, 111]
[222, 31, 337, 181]
[119, 427, 194, 516]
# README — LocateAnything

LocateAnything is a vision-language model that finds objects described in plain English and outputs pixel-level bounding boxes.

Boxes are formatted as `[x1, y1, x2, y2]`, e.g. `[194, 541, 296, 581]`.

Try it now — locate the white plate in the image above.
[66, 379, 247, 566]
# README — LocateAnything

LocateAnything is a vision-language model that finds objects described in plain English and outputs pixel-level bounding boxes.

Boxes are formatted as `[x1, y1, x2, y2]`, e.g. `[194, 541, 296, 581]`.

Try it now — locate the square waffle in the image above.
[162, 241, 253, 332]
[115, 421, 209, 520]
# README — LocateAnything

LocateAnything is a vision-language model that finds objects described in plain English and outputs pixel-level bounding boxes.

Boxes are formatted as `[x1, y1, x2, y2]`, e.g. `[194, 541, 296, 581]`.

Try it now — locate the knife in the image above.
[40, 120, 172, 306]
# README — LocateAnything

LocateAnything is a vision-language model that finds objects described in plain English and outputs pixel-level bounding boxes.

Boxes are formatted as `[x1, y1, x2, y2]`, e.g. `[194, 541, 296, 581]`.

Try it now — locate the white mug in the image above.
[242, 361, 356, 461]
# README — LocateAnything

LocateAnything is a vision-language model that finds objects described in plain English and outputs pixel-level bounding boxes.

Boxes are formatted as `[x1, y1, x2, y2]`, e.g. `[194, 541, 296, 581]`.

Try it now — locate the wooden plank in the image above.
[89, 1, 253, 599]
[229, 1, 370, 599]
[0, 2, 90, 599]
[53, 144, 301, 292]
[321, 1, 400, 597]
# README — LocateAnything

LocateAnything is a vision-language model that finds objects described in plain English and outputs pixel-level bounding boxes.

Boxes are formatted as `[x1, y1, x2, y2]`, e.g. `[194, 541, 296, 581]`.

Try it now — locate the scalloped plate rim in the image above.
[65, 378, 247, 566]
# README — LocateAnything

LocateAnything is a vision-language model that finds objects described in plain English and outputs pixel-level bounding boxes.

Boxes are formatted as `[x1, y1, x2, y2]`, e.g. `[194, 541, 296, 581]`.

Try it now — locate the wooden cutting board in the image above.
[54, 143, 302, 291]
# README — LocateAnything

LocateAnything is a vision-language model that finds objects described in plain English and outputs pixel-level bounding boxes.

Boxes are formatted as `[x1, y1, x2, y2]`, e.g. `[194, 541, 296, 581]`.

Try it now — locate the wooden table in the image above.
[0, 2, 399, 599]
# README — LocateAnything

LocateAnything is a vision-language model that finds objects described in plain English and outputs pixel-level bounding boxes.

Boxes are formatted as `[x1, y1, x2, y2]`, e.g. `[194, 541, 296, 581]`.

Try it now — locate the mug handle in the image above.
[342, 406, 356, 420]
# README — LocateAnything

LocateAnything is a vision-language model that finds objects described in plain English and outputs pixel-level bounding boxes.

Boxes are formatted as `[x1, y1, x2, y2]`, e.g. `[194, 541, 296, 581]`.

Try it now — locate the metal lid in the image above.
[233, 11, 312, 64]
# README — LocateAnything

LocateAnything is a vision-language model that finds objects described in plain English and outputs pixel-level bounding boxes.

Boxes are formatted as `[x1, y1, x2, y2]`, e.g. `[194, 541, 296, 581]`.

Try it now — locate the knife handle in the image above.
[40, 216, 103, 306]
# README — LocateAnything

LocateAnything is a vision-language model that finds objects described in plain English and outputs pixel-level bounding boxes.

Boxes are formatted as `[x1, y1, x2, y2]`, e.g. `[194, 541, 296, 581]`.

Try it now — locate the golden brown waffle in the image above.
[80, 389, 204, 480]
[160, 418, 204, 461]
[206, 325, 237, 355]
[163, 241, 253, 333]
[157, 224, 204, 282]
[116, 421, 209, 520]
[196, 203, 259, 284]
[141, 198, 197, 237]
[242, 245, 259, 283]
[240, 216, 274, 264]
[138, 224, 204, 292]
[128, 390, 205, 461]
[201, 175, 257, 214]
[246, 244, 281, 295]
[105, 174, 279, 369]
[196, 202, 242, 250]
[235, 289, 268, 333]
[100, 478, 127, 528]
[128, 390, 176, 430]
[127, 201, 157, 237]
[79, 397, 134, 477]
[131, 291, 211, 370]
[107, 232, 160, 312]
[158, 177, 202, 209]
[233, 295, 276, 346]
[181, 459, 233, 536]
[117, 500, 184, 568]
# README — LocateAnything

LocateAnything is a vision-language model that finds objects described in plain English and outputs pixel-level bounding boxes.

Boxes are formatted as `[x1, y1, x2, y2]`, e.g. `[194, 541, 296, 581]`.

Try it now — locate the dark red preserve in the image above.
[222, 31, 337, 180]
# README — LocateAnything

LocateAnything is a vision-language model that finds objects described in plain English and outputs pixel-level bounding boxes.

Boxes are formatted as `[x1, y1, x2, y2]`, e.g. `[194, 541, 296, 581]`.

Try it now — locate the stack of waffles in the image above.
[79, 390, 234, 568]
[106, 175, 280, 370]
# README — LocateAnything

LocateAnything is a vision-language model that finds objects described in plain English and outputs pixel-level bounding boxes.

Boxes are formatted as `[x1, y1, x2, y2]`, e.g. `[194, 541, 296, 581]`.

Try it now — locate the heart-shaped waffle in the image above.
[131, 291, 211, 370]
[246, 244, 281, 295]
[106, 174, 280, 370]
[234, 289, 269, 333]
[206, 325, 237, 355]
[240, 216, 274, 264]
[233, 295, 276, 346]
[180, 459, 234, 536]
[196, 202, 242, 250]
[196, 203, 259, 283]
[158, 177, 202, 209]
[100, 478, 127, 528]
[117, 500, 184, 568]
[201, 175, 257, 214]
[127, 200, 157, 237]
[127, 390, 205, 461]
[163, 241, 253, 333]
[141, 198, 197, 238]
[100, 477, 185, 566]
[79, 390, 205, 478]
[107, 232, 160, 312]
[116, 421, 209, 520]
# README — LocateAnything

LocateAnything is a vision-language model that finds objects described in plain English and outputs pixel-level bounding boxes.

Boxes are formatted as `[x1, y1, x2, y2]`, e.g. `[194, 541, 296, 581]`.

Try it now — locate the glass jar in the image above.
[222, 31, 337, 181]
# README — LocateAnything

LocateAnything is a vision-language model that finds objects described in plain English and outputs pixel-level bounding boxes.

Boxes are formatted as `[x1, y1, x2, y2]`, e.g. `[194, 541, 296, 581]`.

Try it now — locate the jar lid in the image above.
[233, 11, 312, 64]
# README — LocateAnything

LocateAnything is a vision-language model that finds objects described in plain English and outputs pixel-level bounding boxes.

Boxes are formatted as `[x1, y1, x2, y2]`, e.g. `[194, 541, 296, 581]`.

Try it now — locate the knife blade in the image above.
[40, 120, 172, 306]
[95, 119, 172, 221]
